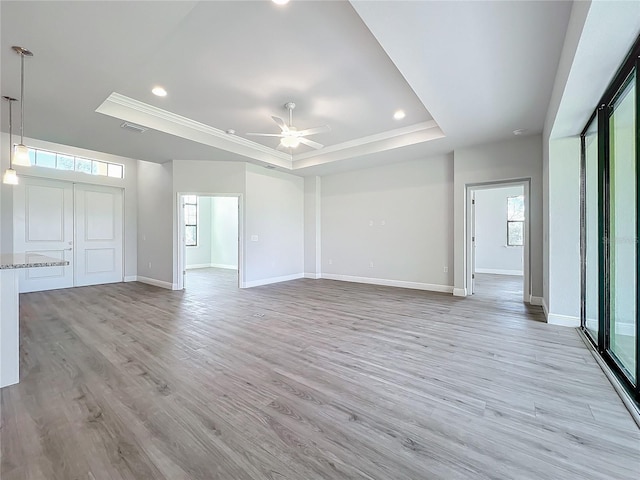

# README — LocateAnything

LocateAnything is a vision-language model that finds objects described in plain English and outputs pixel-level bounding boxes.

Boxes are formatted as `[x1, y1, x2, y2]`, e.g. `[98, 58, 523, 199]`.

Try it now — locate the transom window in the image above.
[184, 195, 198, 247]
[507, 195, 525, 246]
[25, 147, 124, 179]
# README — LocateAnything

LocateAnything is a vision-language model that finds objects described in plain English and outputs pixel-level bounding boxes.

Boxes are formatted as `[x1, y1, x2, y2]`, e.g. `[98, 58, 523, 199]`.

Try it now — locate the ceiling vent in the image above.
[120, 121, 147, 133]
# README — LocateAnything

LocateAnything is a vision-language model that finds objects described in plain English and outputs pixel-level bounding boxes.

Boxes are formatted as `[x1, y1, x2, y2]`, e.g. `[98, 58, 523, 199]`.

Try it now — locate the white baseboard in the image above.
[542, 298, 549, 319]
[185, 263, 212, 270]
[210, 263, 238, 270]
[529, 296, 544, 306]
[322, 273, 453, 294]
[475, 268, 523, 276]
[547, 313, 580, 327]
[453, 287, 467, 297]
[242, 273, 304, 288]
[136, 276, 176, 290]
[615, 323, 635, 336]
[304, 273, 321, 279]
[124, 275, 137, 282]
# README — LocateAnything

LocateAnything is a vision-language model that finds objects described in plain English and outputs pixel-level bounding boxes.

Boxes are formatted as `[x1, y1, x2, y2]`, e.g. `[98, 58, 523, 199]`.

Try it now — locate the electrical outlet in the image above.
[369, 220, 374, 227]
[328, 259, 333, 265]
[380, 220, 386, 226]
[148, 262, 152, 269]
[369, 261, 374, 268]
[251, 235, 259, 242]
[444, 266, 448, 273]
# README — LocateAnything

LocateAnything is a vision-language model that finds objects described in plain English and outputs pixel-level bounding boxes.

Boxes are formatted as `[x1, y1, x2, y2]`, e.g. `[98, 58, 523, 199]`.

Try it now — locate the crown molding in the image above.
[96, 93, 292, 168]
[96, 93, 445, 172]
[292, 120, 439, 162]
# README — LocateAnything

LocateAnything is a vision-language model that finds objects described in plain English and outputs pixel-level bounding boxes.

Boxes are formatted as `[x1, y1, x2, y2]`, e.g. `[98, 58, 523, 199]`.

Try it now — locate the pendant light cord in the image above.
[20, 52, 24, 144]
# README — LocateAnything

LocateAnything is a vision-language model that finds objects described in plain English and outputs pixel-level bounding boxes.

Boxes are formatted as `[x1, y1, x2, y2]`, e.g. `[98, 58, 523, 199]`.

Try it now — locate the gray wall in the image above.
[137, 160, 173, 285]
[244, 163, 304, 285]
[321, 154, 454, 289]
[475, 186, 524, 275]
[454, 135, 543, 298]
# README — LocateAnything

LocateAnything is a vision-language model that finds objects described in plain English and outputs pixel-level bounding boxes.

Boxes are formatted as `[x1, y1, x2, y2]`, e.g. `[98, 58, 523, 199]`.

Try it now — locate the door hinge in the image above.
[472, 199, 475, 205]
[472, 236, 475, 242]
[472, 273, 475, 279]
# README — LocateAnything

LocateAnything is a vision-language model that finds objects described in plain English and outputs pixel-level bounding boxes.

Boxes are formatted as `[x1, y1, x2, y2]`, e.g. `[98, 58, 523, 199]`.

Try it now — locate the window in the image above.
[580, 34, 640, 404]
[507, 195, 524, 246]
[24, 147, 124, 179]
[184, 195, 198, 247]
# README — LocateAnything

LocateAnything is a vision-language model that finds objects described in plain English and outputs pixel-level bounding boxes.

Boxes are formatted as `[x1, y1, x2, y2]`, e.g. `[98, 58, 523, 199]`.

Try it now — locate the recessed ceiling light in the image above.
[393, 110, 406, 120]
[513, 128, 527, 136]
[272, 0, 290, 5]
[226, 129, 236, 135]
[152, 86, 167, 97]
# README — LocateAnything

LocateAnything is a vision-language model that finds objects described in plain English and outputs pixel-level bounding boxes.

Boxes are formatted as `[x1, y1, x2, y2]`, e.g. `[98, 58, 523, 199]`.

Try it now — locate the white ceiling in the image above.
[0, 1, 572, 176]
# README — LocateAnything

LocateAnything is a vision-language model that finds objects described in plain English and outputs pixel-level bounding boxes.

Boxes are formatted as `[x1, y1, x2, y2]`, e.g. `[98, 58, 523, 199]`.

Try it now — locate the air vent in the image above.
[120, 122, 147, 133]
[264, 164, 276, 170]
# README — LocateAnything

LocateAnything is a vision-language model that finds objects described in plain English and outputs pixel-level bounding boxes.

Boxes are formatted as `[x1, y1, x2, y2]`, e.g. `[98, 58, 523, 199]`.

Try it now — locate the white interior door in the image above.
[74, 184, 123, 287]
[13, 177, 74, 293]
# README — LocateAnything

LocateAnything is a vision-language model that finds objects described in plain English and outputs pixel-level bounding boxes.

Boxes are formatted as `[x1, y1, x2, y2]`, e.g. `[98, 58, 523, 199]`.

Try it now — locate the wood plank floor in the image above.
[1, 268, 638, 479]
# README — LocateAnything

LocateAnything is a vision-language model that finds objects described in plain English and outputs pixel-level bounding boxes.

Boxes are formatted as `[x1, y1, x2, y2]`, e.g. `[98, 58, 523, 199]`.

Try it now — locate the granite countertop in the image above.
[0, 253, 70, 270]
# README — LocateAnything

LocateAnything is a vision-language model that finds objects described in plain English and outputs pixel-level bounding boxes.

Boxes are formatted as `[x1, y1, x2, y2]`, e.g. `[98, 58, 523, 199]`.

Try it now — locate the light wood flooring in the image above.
[1, 268, 639, 479]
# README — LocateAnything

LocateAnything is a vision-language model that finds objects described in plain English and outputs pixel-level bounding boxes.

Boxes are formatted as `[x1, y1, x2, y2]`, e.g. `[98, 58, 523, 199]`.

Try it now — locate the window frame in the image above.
[506, 195, 525, 247]
[184, 195, 199, 247]
[25, 147, 125, 179]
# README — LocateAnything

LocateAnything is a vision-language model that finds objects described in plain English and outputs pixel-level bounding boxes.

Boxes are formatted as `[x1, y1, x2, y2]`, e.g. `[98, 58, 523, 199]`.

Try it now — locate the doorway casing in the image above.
[465, 179, 531, 303]
[176, 192, 244, 290]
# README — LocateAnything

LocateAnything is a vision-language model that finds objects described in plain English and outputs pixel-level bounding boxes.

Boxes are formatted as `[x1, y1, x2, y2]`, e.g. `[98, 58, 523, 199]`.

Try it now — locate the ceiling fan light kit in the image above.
[247, 101, 330, 151]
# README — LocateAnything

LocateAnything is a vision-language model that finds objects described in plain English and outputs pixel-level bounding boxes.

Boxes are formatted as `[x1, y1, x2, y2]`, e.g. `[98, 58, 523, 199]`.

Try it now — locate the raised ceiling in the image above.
[0, 1, 573, 175]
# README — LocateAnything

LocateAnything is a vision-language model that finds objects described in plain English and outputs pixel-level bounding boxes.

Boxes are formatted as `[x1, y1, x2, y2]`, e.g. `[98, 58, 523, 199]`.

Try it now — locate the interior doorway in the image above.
[176, 194, 241, 290]
[466, 181, 530, 303]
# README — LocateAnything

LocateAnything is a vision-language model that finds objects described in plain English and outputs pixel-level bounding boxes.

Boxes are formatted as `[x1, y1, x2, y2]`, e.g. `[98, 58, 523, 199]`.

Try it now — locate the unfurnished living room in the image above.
[1, 1, 639, 479]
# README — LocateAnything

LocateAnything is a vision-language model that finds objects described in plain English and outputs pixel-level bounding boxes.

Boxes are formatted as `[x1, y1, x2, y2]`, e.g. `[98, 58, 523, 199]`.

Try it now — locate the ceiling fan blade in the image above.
[246, 133, 286, 137]
[298, 137, 324, 150]
[271, 116, 289, 132]
[295, 125, 331, 136]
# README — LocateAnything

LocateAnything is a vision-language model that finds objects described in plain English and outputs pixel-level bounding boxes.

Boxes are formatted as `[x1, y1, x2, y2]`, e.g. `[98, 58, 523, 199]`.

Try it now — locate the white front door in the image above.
[13, 177, 74, 292]
[74, 184, 123, 287]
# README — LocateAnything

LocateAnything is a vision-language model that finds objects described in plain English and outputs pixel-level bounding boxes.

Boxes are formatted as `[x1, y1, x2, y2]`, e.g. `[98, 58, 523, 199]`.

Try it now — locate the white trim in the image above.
[96, 93, 292, 167]
[529, 295, 544, 306]
[210, 263, 238, 270]
[322, 273, 453, 294]
[293, 120, 439, 161]
[185, 263, 212, 270]
[475, 268, 523, 276]
[541, 298, 549, 319]
[547, 313, 580, 327]
[137, 276, 175, 290]
[304, 273, 321, 279]
[124, 275, 137, 282]
[615, 323, 635, 336]
[453, 287, 467, 297]
[242, 273, 304, 289]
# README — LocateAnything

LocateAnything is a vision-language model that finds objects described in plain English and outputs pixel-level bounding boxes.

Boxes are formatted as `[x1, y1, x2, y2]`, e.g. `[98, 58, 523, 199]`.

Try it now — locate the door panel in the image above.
[75, 184, 123, 287]
[14, 178, 74, 292]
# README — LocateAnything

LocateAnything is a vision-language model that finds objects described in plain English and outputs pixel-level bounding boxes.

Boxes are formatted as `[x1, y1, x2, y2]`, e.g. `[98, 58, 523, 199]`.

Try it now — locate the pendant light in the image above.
[12, 46, 33, 167]
[3, 96, 19, 185]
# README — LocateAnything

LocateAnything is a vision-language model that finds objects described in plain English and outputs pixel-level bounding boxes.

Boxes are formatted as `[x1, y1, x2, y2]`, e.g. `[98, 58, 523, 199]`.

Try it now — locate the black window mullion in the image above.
[597, 103, 610, 353]
[635, 59, 640, 395]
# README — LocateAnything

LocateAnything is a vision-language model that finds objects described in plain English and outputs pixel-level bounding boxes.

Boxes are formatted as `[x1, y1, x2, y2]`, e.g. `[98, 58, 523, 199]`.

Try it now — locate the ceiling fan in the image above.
[247, 102, 330, 150]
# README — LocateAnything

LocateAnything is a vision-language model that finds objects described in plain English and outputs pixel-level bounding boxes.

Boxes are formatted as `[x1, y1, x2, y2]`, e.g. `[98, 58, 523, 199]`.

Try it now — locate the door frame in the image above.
[13, 175, 125, 292]
[465, 179, 531, 303]
[176, 192, 243, 290]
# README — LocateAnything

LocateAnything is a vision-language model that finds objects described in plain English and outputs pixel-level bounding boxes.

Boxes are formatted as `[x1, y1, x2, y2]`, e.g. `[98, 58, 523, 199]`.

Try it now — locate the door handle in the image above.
[64, 248, 73, 251]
